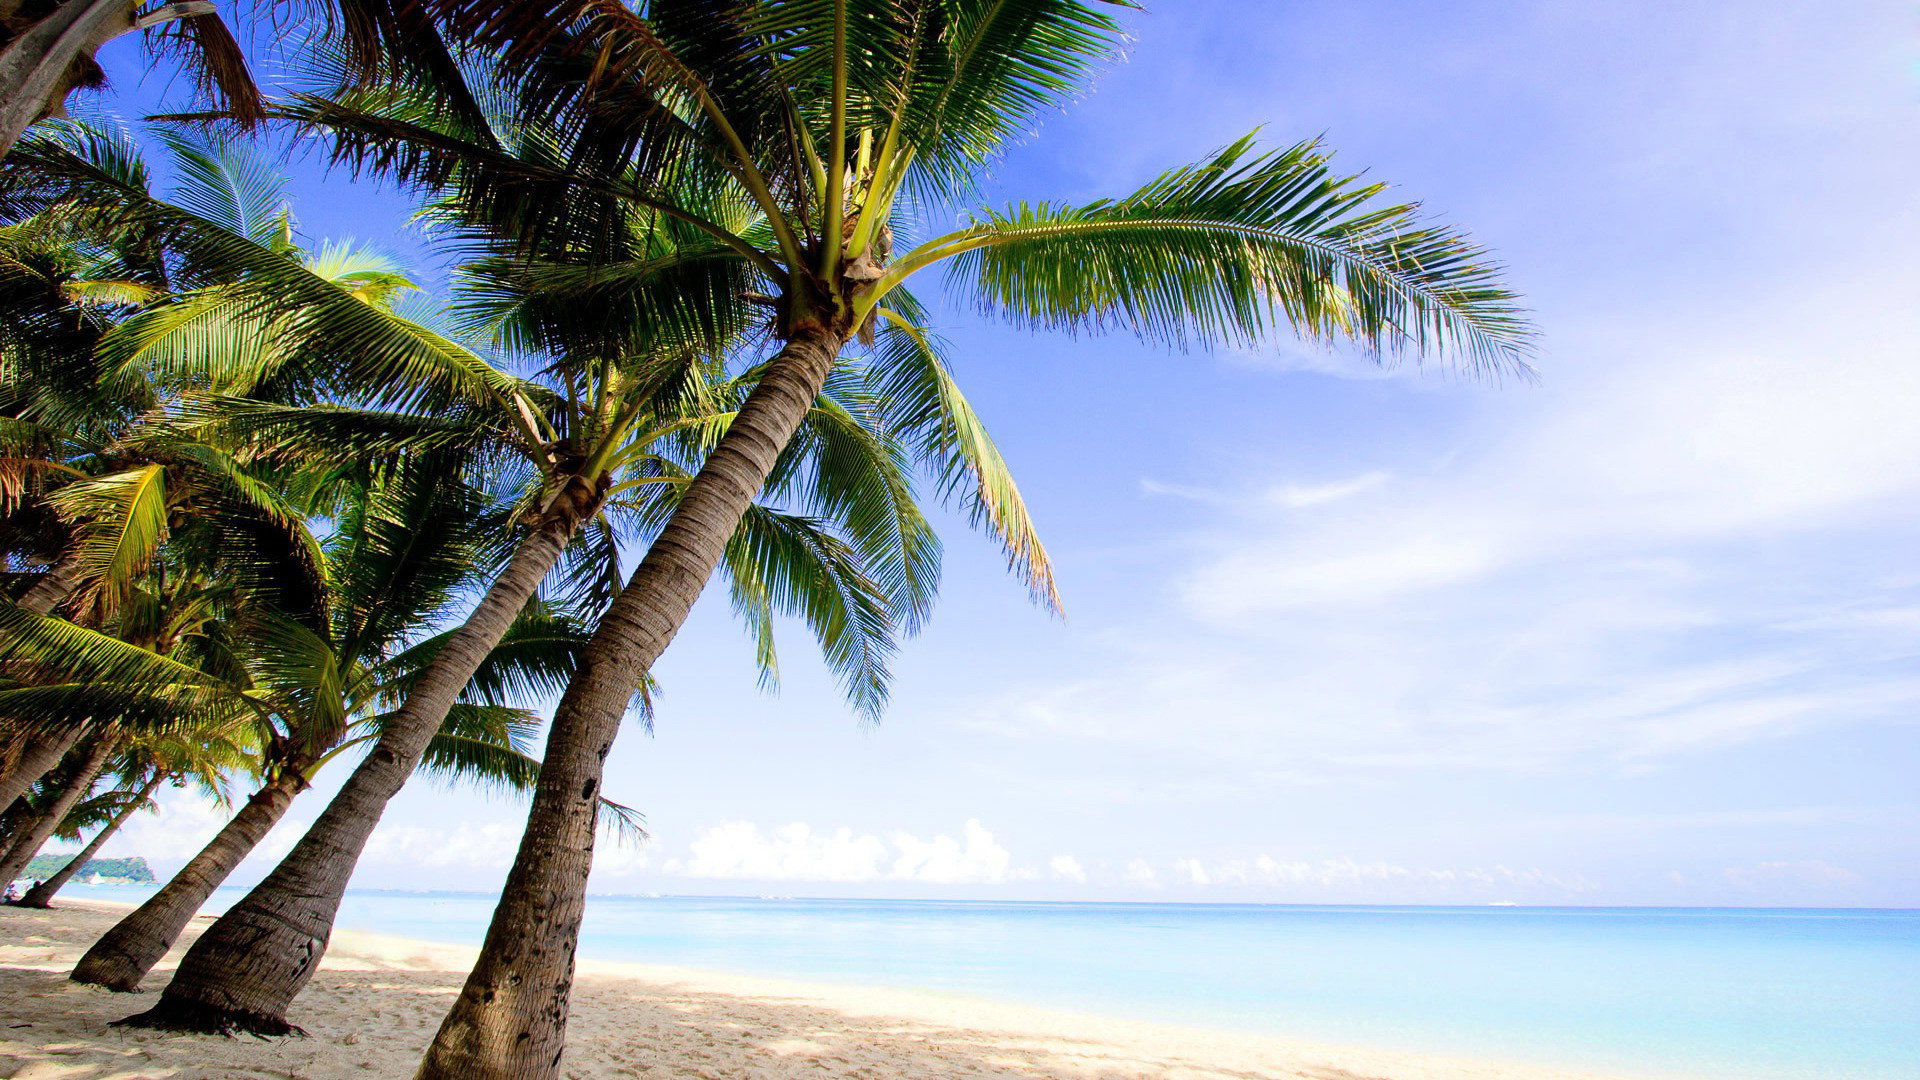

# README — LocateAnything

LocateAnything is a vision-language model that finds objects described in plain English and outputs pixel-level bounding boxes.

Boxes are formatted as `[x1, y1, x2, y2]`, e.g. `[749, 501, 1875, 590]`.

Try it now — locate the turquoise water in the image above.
[65, 887, 1918, 1080]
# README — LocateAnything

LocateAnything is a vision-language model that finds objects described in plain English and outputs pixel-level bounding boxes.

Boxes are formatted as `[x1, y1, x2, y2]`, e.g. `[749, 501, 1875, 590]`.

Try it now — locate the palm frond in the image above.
[154, 128, 289, 249]
[724, 503, 894, 721]
[867, 306, 1057, 611]
[880, 135, 1534, 376]
[42, 463, 169, 614]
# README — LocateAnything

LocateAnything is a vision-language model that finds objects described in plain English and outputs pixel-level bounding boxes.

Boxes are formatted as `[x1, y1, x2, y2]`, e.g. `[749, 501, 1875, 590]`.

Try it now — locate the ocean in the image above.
[65, 887, 1919, 1080]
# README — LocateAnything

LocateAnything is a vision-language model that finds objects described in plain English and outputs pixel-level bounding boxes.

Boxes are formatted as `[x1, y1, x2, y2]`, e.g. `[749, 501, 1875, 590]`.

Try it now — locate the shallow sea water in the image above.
[67, 886, 1918, 1080]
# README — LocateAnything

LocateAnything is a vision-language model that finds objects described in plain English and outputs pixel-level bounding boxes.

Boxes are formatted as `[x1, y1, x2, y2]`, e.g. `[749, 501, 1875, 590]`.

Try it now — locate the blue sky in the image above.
[87, 0, 1920, 906]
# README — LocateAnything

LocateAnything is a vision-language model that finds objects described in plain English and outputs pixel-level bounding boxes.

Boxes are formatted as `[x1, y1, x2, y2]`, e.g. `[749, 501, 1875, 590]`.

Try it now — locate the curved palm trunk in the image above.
[0, 731, 118, 885]
[16, 773, 162, 907]
[16, 548, 85, 615]
[0, 553, 93, 812]
[127, 521, 577, 1034]
[416, 328, 843, 1080]
[0, 0, 134, 157]
[0, 723, 88, 830]
[69, 771, 302, 991]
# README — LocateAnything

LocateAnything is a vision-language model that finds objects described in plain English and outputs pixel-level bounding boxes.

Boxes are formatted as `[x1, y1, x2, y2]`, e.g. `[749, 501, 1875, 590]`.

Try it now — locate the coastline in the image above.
[2, 898, 1675, 1079]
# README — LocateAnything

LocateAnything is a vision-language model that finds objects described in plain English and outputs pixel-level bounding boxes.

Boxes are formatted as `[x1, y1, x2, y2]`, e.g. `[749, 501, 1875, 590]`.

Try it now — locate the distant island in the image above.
[17, 856, 155, 885]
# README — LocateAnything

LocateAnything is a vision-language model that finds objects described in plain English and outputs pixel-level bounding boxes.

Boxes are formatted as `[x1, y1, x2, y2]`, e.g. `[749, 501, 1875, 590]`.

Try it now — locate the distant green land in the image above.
[16, 855, 155, 884]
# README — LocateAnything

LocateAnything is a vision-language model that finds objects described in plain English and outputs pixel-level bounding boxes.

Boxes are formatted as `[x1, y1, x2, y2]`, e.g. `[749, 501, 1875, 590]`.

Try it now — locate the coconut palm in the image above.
[0, 203, 170, 806]
[12, 723, 251, 907]
[0, 0, 529, 159]
[0, 124, 360, 810]
[0, 724, 124, 883]
[125, 77, 1049, 1033]
[222, 3, 1531, 1075]
[0, 0, 260, 160]
[0, 111, 1016, 1032]
[0, 453, 590, 990]
[10, 772, 163, 902]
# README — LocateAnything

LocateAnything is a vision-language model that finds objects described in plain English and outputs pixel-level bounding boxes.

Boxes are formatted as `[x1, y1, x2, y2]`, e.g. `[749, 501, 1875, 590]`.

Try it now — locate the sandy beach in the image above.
[0, 899, 1648, 1080]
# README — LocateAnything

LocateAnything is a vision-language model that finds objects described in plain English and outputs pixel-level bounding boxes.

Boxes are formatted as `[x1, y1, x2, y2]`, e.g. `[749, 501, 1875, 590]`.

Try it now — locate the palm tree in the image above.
[239, 3, 1530, 1075]
[0, 123, 353, 811]
[0, 211, 162, 807]
[0, 724, 124, 884]
[1, 453, 592, 990]
[122, 79, 1051, 1033]
[0, 0, 261, 160]
[0, 114, 1012, 1031]
[13, 723, 251, 907]
[13, 773, 164, 902]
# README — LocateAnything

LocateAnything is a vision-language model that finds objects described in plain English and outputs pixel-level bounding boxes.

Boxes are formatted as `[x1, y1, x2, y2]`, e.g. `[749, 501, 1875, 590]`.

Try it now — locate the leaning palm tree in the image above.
[123, 4, 1528, 1068]
[233, 3, 1530, 1075]
[0, 0, 261, 160]
[12, 723, 250, 907]
[0, 722, 124, 883]
[357, 4, 1528, 1068]
[0, 208, 169, 807]
[0, 120, 451, 810]
[11, 772, 166, 902]
[0, 114, 1016, 1034]
[122, 81, 1051, 1035]
[0, 120, 320, 804]
[3, 456, 586, 990]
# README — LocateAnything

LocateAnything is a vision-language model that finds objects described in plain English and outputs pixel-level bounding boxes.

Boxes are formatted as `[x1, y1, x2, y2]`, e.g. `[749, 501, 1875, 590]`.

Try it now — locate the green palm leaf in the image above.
[877, 134, 1533, 375]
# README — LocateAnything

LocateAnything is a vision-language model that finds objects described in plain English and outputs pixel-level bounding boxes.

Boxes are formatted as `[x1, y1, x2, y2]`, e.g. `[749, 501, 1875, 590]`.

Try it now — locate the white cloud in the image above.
[1048, 854, 1088, 883]
[1184, 534, 1497, 616]
[100, 787, 314, 869]
[890, 819, 1014, 884]
[679, 821, 888, 882]
[969, 279, 1920, 783]
[99, 789, 233, 863]
[1174, 858, 1210, 885]
[1123, 858, 1160, 886]
[363, 821, 528, 870]
[672, 820, 1023, 885]
[1144, 470, 1392, 512]
[1266, 470, 1391, 509]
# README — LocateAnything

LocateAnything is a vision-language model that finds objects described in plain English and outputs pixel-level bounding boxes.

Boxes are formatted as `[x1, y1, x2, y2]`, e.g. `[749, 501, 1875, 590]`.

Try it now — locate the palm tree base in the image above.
[114, 998, 308, 1038]
[68, 951, 146, 992]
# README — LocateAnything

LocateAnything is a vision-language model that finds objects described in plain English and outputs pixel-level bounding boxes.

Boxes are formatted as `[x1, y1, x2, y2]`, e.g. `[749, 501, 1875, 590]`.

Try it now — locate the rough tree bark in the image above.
[0, 730, 118, 884]
[69, 770, 303, 992]
[124, 520, 580, 1033]
[0, 0, 133, 158]
[16, 772, 162, 907]
[0, 722, 87, 822]
[15, 548, 84, 616]
[414, 326, 844, 1080]
[0, 552, 93, 812]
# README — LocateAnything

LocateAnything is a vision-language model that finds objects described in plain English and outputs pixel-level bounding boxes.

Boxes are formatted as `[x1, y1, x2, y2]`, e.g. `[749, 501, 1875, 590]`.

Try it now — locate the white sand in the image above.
[0, 898, 1654, 1080]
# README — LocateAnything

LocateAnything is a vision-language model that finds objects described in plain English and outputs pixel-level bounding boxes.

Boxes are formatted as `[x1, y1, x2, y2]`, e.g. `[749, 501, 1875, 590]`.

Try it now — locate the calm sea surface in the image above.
[68, 886, 1918, 1080]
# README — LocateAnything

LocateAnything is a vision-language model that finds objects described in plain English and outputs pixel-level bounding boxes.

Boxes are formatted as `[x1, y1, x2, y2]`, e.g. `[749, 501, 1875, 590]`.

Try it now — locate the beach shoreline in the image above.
[2, 898, 1679, 1079]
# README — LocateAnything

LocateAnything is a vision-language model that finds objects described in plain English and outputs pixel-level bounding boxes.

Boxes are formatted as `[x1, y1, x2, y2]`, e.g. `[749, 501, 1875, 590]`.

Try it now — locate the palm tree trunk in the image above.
[128, 520, 578, 1034]
[0, 553, 92, 814]
[70, 770, 302, 993]
[15, 547, 84, 615]
[0, 0, 133, 158]
[415, 327, 844, 1080]
[0, 723, 87, 832]
[0, 731, 118, 885]
[16, 772, 162, 907]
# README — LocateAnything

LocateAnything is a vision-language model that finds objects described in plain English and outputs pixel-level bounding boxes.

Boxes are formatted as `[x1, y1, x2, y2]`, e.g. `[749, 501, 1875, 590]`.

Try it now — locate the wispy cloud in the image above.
[664, 820, 1024, 885]
[1266, 470, 1392, 509]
